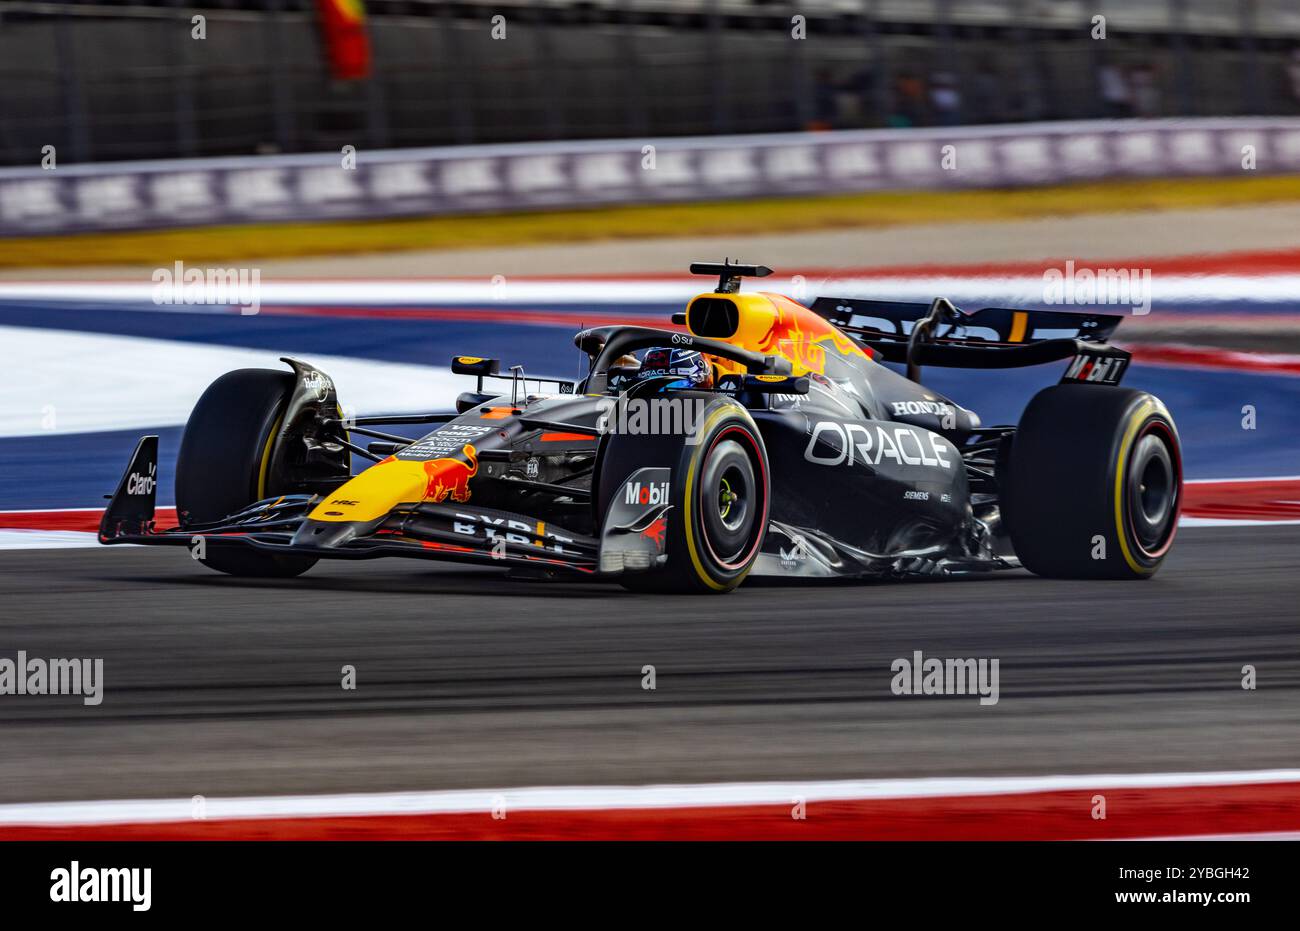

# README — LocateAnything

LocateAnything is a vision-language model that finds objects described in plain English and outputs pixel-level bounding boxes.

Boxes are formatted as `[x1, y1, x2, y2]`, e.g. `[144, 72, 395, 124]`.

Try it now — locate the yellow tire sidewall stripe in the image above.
[256, 412, 286, 501]
[682, 406, 756, 592]
[1112, 397, 1160, 576]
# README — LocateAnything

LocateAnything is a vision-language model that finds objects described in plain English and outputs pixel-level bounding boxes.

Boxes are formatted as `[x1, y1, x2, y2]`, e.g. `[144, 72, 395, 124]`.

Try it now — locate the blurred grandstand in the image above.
[3, 0, 1300, 165]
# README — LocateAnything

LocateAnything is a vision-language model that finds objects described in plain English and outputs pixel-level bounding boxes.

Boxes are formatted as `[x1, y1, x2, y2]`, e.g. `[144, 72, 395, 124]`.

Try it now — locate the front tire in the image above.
[616, 402, 770, 594]
[176, 369, 318, 578]
[1001, 384, 1181, 579]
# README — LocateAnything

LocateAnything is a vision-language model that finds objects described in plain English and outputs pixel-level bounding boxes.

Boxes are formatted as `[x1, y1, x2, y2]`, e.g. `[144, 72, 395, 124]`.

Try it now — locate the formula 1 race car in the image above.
[100, 261, 1182, 592]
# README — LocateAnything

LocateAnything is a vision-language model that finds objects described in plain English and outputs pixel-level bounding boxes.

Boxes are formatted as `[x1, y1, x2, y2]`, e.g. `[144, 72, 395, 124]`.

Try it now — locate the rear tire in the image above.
[1001, 384, 1181, 579]
[176, 369, 318, 578]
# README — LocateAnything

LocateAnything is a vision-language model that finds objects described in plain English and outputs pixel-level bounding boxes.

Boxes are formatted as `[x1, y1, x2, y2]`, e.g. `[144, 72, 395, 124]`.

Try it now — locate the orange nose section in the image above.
[307, 444, 482, 523]
[421, 444, 480, 504]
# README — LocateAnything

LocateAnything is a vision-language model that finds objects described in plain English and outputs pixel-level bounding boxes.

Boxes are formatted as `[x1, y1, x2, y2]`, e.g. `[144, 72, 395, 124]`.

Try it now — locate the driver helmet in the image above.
[635, 347, 714, 390]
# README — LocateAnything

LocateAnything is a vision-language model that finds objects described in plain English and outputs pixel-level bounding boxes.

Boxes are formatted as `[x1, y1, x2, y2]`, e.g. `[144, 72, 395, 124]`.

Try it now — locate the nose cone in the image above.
[306, 457, 430, 524]
[291, 520, 359, 549]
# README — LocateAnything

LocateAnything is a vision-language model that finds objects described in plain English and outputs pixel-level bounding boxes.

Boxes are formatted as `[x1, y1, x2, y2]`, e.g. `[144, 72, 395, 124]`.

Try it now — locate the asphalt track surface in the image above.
[1, 525, 1297, 804]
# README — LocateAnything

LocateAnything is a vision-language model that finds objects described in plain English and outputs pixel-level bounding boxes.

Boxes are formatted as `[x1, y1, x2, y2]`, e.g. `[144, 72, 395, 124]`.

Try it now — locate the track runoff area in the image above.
[0, 249, 1297, 861]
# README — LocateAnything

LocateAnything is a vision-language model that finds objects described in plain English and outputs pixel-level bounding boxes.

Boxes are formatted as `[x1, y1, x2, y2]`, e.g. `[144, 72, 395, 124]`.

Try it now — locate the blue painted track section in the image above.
[1, 299, 1296, 510]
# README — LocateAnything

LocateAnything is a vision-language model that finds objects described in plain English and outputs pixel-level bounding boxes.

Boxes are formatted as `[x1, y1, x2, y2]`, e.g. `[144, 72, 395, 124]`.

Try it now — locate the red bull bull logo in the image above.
[757, 305, 821, 372]
[755, 297, 863, 374]
[422, 445, 479, 503]
[641, 515, 669, 549]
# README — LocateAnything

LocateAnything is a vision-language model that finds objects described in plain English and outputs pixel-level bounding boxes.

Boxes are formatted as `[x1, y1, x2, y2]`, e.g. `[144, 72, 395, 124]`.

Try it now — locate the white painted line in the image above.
[0, 325, 468, 438]
[0, 507, 106, 514]
[0, 530, 105, 550]
[1129, 831, 1300, 841]
[2, 769, 1298, 827]
[3, 275, 1300, 306]
[1186, 475, 1300, 484]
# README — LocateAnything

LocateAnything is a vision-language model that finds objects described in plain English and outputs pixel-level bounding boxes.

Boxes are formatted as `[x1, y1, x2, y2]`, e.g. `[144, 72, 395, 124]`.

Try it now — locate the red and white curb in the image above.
[3, 770, 1299, 840]
[0, 508, 177, 550]
[1179, 475, 1300, 524]
[4, 478, 1297, 550]
[1125, 343, 1300, 377]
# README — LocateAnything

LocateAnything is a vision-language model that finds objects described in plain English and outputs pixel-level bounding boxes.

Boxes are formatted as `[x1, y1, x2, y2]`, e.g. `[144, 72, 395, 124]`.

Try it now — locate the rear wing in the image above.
[810, 296, 1130, 386]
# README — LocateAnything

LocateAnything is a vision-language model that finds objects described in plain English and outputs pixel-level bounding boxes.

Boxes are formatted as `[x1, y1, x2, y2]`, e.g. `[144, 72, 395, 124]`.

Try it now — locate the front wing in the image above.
[99, 437, 601, 576]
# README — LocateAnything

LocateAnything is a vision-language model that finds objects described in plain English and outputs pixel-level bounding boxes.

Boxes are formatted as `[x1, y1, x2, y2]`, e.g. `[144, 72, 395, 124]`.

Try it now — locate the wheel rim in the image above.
[1127, 425, 1179, 556]
[716, 470, 748, 531]
[699, 436, 760, 567]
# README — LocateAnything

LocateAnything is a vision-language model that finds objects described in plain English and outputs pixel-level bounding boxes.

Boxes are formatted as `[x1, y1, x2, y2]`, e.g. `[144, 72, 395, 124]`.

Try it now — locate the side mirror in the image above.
[451, 356, 500, 377]
[452, 356, 500, 393]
